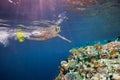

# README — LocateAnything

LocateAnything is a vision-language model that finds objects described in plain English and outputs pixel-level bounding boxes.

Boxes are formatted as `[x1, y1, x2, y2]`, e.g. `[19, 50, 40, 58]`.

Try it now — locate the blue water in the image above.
[0, 0, 120, 80]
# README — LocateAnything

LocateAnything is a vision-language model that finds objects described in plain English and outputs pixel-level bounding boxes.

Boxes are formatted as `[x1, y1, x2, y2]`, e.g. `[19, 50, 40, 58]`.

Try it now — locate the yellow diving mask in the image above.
[16, 29, 25, 42]
[56, 26, 61, 33]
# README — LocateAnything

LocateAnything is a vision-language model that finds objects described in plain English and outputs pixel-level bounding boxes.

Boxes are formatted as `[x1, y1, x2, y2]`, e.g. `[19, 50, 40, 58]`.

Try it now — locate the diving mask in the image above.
[56, 26, 61, 32]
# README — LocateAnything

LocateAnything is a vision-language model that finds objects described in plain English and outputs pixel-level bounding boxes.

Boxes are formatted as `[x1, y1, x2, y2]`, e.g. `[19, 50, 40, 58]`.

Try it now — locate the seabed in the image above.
[56, 41, 120, 80]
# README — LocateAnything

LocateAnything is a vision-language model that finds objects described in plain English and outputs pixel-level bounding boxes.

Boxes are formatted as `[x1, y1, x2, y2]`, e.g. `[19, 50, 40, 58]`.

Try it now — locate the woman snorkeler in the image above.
[0, 12, 71, 46]
[0, 24, 71, 46]
[17, 25, 71, 43]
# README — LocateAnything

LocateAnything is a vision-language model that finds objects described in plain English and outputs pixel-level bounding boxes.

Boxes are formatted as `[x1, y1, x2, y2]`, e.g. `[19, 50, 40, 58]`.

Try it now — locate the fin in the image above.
[18, 24, 29, 29]
[18, 24, 37, 30]
[16, 29, 25, 42]
[18, 24, 25, 28]
[57, 34, 71, 43]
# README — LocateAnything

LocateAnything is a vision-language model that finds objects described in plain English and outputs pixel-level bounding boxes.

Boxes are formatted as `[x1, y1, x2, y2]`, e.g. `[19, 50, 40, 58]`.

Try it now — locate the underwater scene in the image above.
[0, 0, 120, 80]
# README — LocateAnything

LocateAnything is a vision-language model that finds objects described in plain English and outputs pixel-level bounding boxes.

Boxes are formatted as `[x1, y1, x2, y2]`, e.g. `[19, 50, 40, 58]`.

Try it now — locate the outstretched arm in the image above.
[57, 34, 71, 43]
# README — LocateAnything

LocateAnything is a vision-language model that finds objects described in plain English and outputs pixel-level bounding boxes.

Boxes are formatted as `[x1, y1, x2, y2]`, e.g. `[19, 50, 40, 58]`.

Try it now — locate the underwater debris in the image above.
[56, 41, 120, 80]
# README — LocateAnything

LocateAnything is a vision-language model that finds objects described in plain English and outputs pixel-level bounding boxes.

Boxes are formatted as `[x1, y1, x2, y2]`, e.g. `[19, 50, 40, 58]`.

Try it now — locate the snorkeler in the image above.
[18, 25, 71, 42]
[0, 12, 70, 47]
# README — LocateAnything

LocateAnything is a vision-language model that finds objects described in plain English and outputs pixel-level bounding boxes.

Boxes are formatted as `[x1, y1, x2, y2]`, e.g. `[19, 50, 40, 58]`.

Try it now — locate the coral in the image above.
[56, 41, 120, 80]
